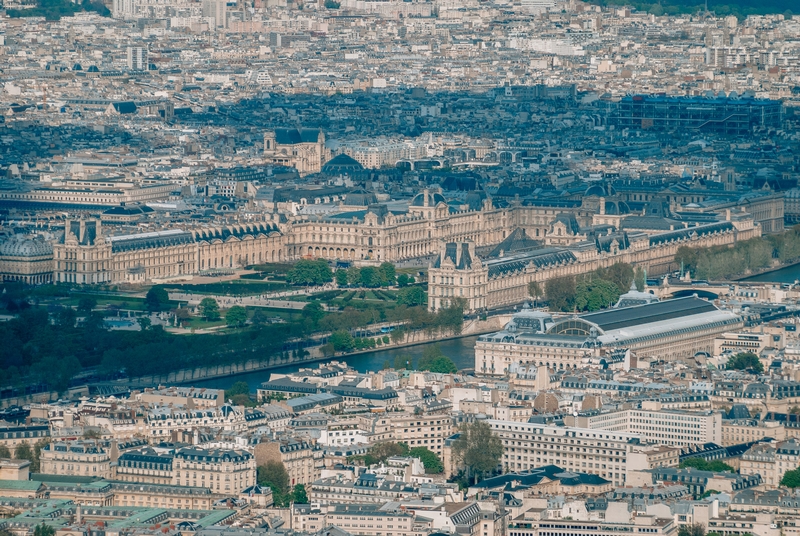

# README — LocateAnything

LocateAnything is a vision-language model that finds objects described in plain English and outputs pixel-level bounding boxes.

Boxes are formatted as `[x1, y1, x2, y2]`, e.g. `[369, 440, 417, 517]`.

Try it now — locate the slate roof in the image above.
[484, 248, 576, 278]
[649, 221, 735, 246]
[274, 128, 321, 145]
[487, 228, 541, 258]
[580, 296, 719, 332]
[433, 242, 473, 269]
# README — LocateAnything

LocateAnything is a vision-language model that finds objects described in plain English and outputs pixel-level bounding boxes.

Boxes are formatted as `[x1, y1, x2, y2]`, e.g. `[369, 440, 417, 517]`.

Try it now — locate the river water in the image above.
[741, 263, 800, 283]
[190, 335, 480, 391]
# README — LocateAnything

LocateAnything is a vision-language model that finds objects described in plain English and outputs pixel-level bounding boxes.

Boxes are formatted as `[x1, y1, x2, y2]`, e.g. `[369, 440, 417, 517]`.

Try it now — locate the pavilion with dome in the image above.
[0, 234, 54, 284]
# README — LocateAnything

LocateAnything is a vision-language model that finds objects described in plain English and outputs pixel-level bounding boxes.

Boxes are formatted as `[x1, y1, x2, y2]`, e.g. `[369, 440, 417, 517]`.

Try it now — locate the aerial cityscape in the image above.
[1, 2, 800, 536]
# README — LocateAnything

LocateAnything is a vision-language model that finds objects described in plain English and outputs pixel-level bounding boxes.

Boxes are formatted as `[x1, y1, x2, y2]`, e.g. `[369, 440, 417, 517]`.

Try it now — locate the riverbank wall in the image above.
[0, 314, 511, 407]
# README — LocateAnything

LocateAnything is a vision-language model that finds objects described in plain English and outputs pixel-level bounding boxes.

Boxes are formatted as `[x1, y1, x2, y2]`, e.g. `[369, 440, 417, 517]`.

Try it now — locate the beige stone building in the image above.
[254, 437, 322, 486]
[567, 402, 723, 447]
[390, 413, 453, 456]
[0, 234, 54, 284]
[721, 420, 787, 446]
[136, 386, 225, 408]
[292, 503, 424, 536]
[741, 438, 800, 489]
[0, 458, 31, 480]
[52, 218, 284, 284]
[172, 447, 255, 493]
[39, 440, 111, 478]
[487, 419, 641, 487]
[476, 297, 743, 374]
[429, 217, 759, 314]
[264, 128, 328, 175]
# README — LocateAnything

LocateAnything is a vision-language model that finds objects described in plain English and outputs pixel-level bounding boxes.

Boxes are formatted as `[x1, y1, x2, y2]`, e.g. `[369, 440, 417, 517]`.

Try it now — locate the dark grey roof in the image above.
[274, 128, 321, 145]
[487, 228, 541, 258]
[433, 242, 473, 269]
[580, 296, 719, 332]
[650, 222, 735, 246]
[485, 248, 576, 279]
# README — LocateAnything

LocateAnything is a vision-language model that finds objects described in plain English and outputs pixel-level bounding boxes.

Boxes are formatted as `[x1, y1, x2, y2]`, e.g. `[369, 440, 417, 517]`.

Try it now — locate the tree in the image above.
[324, 0, 340, 7]
[330, 330, 355, 352]
[781, 468, 800, 488]
[146, 286, 169, 312]
[291, 483, 309, 504]
[677, 524, 706, 536]
[379, 262, 396, 285]
[335, 269, 348, 287]
[360, 266, 382, 288]
[545, 275, 577, 312]
[225, 306, 248, 328]
[408, 447, 443, 474]
[33, 524, 55, 536]
[225, 381, 250, 401]
[634, 266, 646, 292]
[574, 278, 620, 311]
[418, 345, 458, 373]
[77, 297, 96, 313]
[394, 354, 411, 370]
[679, 458, 734, 473]
[595, 263, 634, 294]
[301, 302, 325, 327]
[369, 442, 409, 464]
[287, 259, 333, 286]
[83, 429, 102, 439]
[727, 352, 763, 374]
[199, 298, 221, 321]
[257, 461, 290, 506]
[397, 273, 410, 287]
[137, 316, 151, 331]
[528, 281, 543, 305]
[251, 308, 269, 325]
[346, 266, 361, 287]
[14, 442, 34, 469]
[0, 444, 10, 458]
[452, 421, 503, 483]
[397, 286, 426, 306]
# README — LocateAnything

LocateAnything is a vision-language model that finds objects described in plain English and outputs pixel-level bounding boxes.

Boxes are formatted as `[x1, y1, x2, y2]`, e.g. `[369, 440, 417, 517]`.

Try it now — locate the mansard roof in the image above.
[487, 228, 541, 258]
[484, 248, 576, 279]
[649, 221, 735, 247]
[433, 242, 473, 269]
[109, 229, 193, 252]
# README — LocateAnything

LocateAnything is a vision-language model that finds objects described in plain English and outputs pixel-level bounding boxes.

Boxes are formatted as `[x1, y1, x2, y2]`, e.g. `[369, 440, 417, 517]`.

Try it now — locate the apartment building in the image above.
[292, 503, 425, 536]
[391, 414, 453, 455]
[137, 387, 224, 408]
[310, 473, 418, 505]
[741, 439, 800, 490]
[145, 405, 246, 438]
[172, 447, 255, 493]
[568, 402, 722, 447]
[487, 420, 640, 487]
[721, 420, 787, 446]
[112, 445, 255, 493]
[510, 515, 677, 536]
[254, 437, 322, 486]
[39, 440, 111, 478]
[113, 447, 175, 484]
[0, 423, 50, 449]
[112, 482, 215, 510]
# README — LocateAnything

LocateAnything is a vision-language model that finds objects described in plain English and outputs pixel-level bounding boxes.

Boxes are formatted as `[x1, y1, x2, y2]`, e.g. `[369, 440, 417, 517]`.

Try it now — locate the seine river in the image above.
[741, 263, 800, 283]
[189, 335, 480, 391]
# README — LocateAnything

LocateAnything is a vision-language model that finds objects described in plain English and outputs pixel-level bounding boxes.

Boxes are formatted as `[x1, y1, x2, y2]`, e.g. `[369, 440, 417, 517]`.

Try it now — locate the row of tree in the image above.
[530, 262, 645, 312]
[675, 225, 800, 280]
[334, 263, 398, 288]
